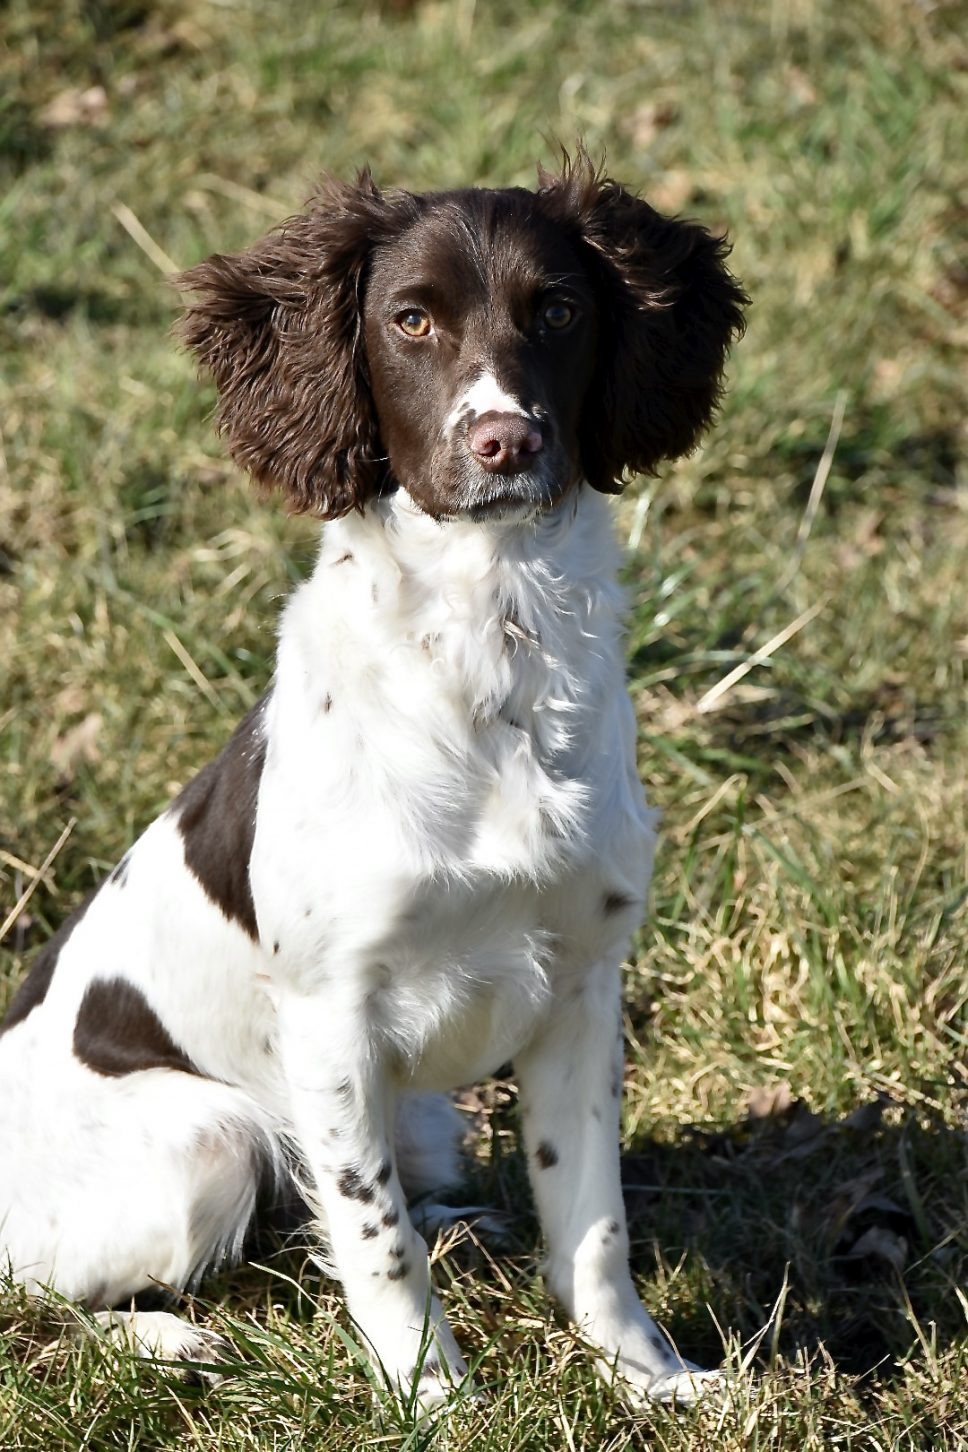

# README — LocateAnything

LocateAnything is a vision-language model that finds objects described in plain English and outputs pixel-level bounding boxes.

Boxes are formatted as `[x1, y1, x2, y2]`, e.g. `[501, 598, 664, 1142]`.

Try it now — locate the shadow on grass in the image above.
[203, 1086, 966, 1395]
[616, 1097, 967, 1386]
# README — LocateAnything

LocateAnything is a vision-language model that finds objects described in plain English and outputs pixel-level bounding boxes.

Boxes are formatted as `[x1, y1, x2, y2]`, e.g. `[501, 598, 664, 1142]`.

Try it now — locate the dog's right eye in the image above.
[396, 309, 432, 338]
[541, 300, 575, 330]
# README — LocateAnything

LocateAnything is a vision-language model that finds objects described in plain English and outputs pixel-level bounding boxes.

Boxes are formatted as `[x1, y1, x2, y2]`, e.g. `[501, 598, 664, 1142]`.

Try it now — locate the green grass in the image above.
[1, 0, 967, 1446]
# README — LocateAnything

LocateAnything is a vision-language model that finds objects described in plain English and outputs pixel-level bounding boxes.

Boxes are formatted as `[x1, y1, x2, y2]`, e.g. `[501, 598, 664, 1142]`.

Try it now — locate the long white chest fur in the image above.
[250, 486, 656, 1090]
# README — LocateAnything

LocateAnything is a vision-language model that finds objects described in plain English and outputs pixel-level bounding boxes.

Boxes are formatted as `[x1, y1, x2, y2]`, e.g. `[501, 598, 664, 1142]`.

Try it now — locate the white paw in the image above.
[410, 1352, 475, 1411]
[412, 1378, 483, 1420]
[645, 1365, 725, 1407]
[412, 1368, 455, 1412]
[91, 1310, 230, 1382]
[411, 1201, 510, 1242]
[372, 1357, 478, 1419]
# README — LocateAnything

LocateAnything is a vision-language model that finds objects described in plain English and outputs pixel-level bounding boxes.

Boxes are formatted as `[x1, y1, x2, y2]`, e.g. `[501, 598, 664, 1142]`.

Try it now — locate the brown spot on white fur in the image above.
[337, 1168, 374, 1203]
[73, 978, 198, 1078]
[175, 697, 267, 942]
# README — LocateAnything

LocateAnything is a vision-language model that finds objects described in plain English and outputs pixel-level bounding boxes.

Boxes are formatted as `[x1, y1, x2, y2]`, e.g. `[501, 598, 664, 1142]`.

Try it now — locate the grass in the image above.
[1, 0, 966, 1446]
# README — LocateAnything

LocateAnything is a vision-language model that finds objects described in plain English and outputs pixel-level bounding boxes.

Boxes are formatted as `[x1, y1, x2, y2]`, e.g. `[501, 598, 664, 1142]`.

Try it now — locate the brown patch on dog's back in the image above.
[175, 697, 267, 942]
[73, 977, 198, 1077]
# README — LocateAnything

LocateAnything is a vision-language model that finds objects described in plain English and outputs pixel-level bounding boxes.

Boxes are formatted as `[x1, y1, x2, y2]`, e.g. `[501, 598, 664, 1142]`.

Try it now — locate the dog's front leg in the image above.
[515, 963, 720, 1405]
[275, 993, 467, 1407]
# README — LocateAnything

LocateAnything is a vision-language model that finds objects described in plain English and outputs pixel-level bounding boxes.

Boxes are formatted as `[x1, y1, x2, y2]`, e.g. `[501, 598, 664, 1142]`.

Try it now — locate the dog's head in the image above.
[177, 152, 747, 521]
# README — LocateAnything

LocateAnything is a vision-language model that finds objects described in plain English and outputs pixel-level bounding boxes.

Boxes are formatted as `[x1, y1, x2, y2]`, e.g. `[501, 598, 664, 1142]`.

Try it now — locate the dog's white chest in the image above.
[249, 489, 653, 1086]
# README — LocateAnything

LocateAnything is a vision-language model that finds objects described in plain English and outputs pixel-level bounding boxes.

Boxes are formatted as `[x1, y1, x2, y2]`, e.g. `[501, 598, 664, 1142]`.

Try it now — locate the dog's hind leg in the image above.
[395, 1092, 508, 1241]
[395, 1092, 465, 1201]
[0, 1038, 281, 1344]
[88, 1309, 231, 1380]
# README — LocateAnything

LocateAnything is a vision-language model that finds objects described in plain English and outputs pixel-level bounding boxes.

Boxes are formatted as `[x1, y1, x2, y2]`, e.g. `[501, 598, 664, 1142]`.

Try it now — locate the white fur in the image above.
[91, 1310, 229, 1379]
[443, 370, 530, 435]
[0, 483, 717, 1404]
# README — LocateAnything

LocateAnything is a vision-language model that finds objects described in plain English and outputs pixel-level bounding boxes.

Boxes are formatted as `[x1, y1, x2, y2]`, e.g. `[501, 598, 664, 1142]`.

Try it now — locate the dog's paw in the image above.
[373, 1356, 478, 1420]
[91, 1310, 231, 1382]
[644, 1364, 725, 1408]
[410, 1351, 477, 1412]
[411, 1363, 460, 1412]
[598, 1350, 727, 1412]
[411, 1200, 510, 1242]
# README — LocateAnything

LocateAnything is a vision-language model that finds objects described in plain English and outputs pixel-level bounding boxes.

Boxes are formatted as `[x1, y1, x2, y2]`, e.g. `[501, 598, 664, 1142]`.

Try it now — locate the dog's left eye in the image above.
[397, 309, 432, 338]
[541, 301, 575, 330]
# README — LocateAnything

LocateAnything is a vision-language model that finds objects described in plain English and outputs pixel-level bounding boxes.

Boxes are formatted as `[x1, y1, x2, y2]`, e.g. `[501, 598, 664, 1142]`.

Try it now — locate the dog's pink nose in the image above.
[467, 412, 543, 475]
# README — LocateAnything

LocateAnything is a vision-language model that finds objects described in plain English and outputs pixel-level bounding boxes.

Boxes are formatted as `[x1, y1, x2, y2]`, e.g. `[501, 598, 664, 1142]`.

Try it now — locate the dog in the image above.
[0, 152, 746, 1408]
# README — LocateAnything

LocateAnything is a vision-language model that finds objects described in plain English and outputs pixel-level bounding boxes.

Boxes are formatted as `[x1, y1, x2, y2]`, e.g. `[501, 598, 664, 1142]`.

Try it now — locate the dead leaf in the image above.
[50, 713, 102, 777]
[134, 17, 212, 57]
[781, 1102, 827, 1155]
[747, 1082, 795, 1120]
[53, 684, 87, 716]
[845, 1225, 908, 1272]
[784, 65, 817, 108]
[624, 99, 679, 149]
[828, 1169, 884, 1225]
[826, 1173, 908, 1237]
[649, 170, 694, 214]
[39, 86, 110, 130]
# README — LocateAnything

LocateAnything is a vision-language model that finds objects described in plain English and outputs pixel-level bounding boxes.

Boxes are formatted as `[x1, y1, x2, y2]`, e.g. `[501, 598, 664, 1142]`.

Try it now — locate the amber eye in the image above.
[397, 308, 432, 338]
[542, 300, 575, 330]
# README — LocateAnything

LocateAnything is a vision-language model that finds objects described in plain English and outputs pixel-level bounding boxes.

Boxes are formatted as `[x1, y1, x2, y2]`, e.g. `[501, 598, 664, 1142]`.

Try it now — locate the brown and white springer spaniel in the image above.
[0, 152, 746, 1408]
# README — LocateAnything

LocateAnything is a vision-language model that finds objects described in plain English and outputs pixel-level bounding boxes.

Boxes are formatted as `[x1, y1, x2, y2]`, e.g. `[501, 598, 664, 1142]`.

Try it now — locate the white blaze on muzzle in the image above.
[443, 371, 532, 437]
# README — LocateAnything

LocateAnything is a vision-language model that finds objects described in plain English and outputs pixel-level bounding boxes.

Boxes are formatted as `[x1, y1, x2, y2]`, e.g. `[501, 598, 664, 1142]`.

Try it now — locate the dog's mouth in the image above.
[461, 474, 569, 523]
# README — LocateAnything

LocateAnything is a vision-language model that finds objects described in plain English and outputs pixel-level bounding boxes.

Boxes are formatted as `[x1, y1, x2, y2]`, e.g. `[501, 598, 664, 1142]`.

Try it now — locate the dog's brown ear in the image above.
[539, 152, 748, 492]
[176, 174, 414, 517]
